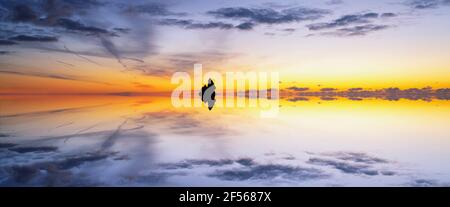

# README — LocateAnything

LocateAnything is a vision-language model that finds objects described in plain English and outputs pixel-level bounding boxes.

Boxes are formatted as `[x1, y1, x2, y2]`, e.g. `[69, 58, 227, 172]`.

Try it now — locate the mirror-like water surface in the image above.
[0, 95, 449, 186]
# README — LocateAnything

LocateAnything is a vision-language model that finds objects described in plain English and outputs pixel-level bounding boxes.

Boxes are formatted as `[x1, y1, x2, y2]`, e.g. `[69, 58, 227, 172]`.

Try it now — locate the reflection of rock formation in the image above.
[282, 87, 450, 101]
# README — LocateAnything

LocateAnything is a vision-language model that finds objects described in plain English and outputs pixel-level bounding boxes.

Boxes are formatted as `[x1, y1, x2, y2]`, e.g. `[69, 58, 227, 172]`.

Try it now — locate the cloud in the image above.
[326, 0, 344, 5]
[306, 10, 397, 36]
[1, 1, 115, 38]
[320, 88, 337, 92]
[306, 152, 395, 176]
[54, 121, 74, 129]
[0, 143, 17, 148]
[4, 165, 39, 184]
[33, 37, 135, 71]
[134, 110, 233, 137]
[10, 4, 37, 22]
[348, 87, 363, 91]
[57, 18, 111, 35]
[308, 157, 382, 176]
[0, 70, 113, 86]
[0, 151, 114, 185]
[287, 86, 309, 91]
[158, 18, 237, 30]
[1, 1, 99, 25]
[131, 51, 237, 77]
[160, 159, 235, 170]
[113, 27, 130, 33]
[9, 35, 58, 42]
[187, 22, 234, 30]
[208, 6, 330, 25]
[0, 104, 101, 118]
[287, 97, 309, 102]
[56, 152, 111, 170]
[0, 51, 13, 55]
[132, 81, 153, 89]
[121, 2, 186, 16]
[0, 40, 17, 45]
[235, 158, 256, 166]
[132, 65, 172, 77]
[310, 24, 390, 37]
[320, 97, 337, 101]
[323, 152, 389, 164]
[210, 164, 328, 181]
[100, 37, 128, 69]
[8, 146, 58, 153]
[56, 60, 75, 68]
[100, 119, 128, 151]
[62, 45, 101, 66]
[235, 22, 255, 30]
[381, 12, 397, 18]
[282, 28, 296, 32]
[407, 179, 450, 187]
[0, 0, 157, 68]
[307, 12, 380, 31]
[406, 0, 450, 9]
[45, 0, 103, 11]
[0, 121, 156, 186]
[38, 123, 149, 145]
[333, 24, 390, 36]
[159, 158, 328, 182]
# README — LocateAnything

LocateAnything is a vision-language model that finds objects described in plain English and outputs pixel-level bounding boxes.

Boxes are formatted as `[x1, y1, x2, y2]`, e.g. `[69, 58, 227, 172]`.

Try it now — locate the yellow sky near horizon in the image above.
[1, 68, 449, 94]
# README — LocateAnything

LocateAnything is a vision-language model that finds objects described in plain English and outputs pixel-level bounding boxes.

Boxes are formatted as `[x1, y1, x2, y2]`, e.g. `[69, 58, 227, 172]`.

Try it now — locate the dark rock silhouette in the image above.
[200, 78, 216, 110]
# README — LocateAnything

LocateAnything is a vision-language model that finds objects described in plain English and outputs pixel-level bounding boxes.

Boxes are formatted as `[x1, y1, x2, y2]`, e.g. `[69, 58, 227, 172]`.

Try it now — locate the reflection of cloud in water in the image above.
[307, 158, 394, 176]
[100, 119, 129, 151]
[156, 152, 402, 185]
[0, 143, 443, 186]
[131, 110, 233, 137]
[0, 98, 236, 185]
[1, 96, 448, 186]
[406, 179, 450, 187]
[160, 159, 236, 169]
[0, 151, 115, 186]
[0, 129, 159, 186]
[210, 164, 328, 181]
[321, 152, 389, 164]
[0, 103, 111, 119]
[307, 152, 396, 176]
[159, 158, 329, 183]
[0, 114, 160, 186]
[0, 143, 17, 148]
[8, 146, 58, 153]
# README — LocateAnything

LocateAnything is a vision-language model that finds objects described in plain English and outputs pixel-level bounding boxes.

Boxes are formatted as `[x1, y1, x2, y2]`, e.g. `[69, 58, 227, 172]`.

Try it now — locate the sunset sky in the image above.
[1, 0, 449, 94]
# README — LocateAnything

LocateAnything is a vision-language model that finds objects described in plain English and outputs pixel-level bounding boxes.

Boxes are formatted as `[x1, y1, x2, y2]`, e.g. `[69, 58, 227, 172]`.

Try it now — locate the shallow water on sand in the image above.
[0, 95, 449, 186]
